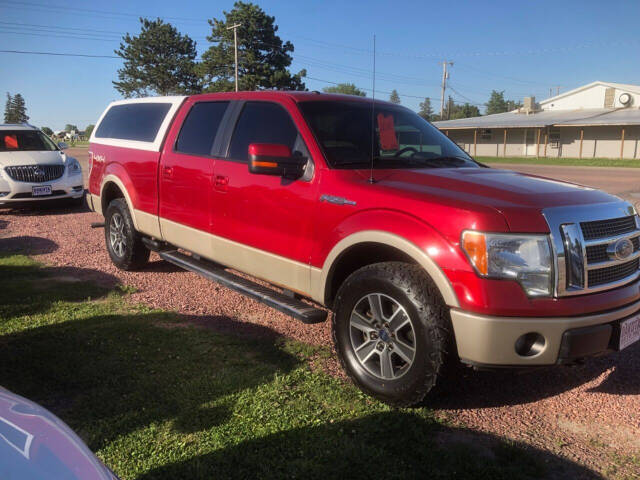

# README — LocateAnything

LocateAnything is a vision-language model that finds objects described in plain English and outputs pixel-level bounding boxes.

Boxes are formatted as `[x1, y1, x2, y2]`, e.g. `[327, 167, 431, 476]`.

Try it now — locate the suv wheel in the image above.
[104, 198, 150, 270]
[332, 262, 453, 407]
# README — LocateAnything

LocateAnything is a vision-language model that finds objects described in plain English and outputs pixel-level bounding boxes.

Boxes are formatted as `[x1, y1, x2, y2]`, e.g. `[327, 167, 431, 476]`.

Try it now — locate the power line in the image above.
[0, 49, 120, 58]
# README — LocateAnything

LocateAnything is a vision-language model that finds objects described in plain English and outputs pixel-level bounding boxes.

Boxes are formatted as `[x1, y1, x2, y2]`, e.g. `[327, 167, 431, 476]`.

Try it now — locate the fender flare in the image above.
[314, 230, 460, 308]
[99, 174, 140, 231]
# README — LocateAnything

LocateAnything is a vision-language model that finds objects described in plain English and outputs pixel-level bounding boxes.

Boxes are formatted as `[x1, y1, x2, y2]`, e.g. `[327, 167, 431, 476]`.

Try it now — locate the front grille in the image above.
[581, 216, 636, 240]
[5, 165, 65, 183]
[586, 236, 640, 264]
[588, 258, 640, 287]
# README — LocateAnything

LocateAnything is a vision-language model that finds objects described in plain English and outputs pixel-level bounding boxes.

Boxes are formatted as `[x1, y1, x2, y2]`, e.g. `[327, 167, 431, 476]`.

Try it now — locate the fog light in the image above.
[515, 332, 546, 357]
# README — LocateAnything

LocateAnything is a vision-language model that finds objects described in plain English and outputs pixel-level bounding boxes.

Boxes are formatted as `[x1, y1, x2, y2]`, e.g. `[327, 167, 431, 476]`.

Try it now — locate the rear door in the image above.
[159, 100, 230, 236]
[210, 100, 319, 290]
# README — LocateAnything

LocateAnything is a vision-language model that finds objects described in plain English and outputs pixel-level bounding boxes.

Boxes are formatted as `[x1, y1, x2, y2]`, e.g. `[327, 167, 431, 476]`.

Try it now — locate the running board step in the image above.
[158, 250, 327, 324]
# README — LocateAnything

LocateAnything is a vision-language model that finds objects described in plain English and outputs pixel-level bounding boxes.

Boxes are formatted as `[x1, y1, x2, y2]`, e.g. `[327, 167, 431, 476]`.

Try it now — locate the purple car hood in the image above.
[0, 387, 117, 480]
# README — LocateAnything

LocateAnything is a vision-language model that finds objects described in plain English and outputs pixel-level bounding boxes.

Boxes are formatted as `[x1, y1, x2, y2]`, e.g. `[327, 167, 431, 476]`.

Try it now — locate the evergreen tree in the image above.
[4, 93, 12, 123]
[199, 2, 306, 92]
[322, 83, 366, 96]
[114, 18, 200, 97]
[485, 90, 521, 115]
[84, 124, 95, 137]
[389, 89, 401, 104]
[41, 127, 53, 135]
[418, 97, 433, 121]
[7, 93, 29, 123]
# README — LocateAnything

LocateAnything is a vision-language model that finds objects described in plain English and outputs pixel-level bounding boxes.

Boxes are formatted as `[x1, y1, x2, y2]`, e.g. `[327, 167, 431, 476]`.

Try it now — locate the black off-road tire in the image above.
[332, 262, 455, 407]
[104, 198, 150, 271]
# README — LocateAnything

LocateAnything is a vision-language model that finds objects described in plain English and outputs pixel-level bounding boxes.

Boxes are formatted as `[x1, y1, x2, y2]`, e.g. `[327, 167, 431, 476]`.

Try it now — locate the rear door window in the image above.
[175, 102, 229, 156]
[228, 102, 298, 162]
[95, 103, 172, 142]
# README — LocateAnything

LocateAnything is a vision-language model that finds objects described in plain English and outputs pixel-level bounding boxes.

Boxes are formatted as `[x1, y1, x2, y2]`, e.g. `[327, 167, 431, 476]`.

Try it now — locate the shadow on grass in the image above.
[0, 309, 300, 451]
[137, 412, 602, 480]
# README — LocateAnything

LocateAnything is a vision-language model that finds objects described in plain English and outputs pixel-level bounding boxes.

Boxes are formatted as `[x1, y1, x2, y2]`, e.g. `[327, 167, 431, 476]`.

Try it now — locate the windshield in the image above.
[299, 100, 478, 169]
[0, 130, 58, 152]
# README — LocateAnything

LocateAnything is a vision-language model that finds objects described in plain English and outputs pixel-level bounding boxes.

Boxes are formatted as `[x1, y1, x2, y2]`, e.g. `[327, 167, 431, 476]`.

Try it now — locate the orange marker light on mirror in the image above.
[462, 231, 488, 275]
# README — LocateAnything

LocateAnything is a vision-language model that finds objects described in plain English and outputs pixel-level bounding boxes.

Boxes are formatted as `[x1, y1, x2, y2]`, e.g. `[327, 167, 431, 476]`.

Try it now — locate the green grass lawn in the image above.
[479, 156, 640, 168]
[0, 254, 597, 479]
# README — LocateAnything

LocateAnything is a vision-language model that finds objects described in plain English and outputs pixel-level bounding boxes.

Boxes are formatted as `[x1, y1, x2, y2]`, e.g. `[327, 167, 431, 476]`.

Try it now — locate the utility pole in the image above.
[226, 23, 241, 92]
[440, 60, 453, 118]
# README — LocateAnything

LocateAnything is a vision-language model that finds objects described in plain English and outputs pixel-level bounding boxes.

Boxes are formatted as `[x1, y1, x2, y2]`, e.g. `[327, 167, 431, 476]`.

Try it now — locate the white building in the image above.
[433, 81, 640, 159]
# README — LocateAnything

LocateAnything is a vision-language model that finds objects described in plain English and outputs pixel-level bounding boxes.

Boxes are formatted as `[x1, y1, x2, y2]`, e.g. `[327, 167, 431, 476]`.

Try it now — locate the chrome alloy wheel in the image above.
[109, 212, 127, 258]
[349, 293, 416, 380]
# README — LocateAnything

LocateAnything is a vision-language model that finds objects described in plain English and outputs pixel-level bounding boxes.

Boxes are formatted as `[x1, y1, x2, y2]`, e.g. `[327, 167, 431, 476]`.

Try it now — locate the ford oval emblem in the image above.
[607, 238, 634, 261]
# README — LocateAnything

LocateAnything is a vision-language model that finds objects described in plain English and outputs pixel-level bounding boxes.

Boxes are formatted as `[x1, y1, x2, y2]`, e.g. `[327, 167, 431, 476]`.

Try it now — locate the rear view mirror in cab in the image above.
[248, 143, 306, 179]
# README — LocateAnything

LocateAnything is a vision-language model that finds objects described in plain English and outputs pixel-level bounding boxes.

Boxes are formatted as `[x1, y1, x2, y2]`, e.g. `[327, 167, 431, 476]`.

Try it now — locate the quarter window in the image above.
[229, 102, 298, 161]
[175, 102, 229, 156]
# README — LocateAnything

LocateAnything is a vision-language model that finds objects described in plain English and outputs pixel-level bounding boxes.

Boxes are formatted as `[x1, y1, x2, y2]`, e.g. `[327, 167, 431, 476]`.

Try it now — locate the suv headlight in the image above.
[461, 231, 553, 297]
[66, 157, 82, 176]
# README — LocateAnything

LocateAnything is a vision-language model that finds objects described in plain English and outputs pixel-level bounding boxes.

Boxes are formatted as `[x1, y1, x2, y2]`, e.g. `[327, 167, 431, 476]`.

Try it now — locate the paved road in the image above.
[69, 147, 639, 203]
[488, 163, 640, 203]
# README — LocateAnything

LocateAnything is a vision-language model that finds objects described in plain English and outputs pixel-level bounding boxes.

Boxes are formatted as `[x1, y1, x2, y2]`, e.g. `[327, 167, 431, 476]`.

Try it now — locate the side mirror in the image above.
[248, 143, 306, 179]
[57, 142, 68, 150]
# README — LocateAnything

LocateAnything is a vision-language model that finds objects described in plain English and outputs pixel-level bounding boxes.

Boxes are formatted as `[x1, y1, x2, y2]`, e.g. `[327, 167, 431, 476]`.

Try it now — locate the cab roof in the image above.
[185, 90, 393, 105]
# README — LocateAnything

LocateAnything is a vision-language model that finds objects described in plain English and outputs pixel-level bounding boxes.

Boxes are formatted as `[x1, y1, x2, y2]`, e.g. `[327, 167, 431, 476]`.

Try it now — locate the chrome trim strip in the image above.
[584, 231, 640, 247]
[587, 250, 640, 269]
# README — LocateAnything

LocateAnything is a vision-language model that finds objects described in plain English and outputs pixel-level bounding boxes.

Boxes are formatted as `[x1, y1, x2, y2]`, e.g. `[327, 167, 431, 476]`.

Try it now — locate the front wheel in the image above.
[332, 262, 454, 407]
[104, 198, 150, 270]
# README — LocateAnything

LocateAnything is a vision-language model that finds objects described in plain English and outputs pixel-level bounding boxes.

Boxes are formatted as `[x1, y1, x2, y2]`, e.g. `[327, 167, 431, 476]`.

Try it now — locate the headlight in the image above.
[461, 231, 553, 297]
[66, 157, 82, 176]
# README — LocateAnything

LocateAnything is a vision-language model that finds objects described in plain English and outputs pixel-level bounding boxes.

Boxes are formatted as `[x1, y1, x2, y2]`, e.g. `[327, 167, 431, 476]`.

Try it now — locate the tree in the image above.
[114, 18, 200, 97]
[389, 89, 401, 104]
[41, 127, 53, 136]
[199, 2, 306, 92]
[65, 124, 78, 132]
[4, 93, 29, 123]
[322, 83, 366, 96]
[84, 124, 95, 137]
[440, 96, 480, 120]
[418, 98, 433, 121]
[4, 93, 12, 123]
[485, 90, 521, 115]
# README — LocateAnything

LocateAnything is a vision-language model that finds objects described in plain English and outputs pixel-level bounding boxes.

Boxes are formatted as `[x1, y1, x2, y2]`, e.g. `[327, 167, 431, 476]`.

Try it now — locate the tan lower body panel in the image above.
[159, 217, 317, 297]
[450, 299, 640, 365]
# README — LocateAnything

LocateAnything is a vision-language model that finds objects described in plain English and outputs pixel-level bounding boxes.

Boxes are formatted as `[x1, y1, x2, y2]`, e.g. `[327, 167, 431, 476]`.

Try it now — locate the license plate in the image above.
[32, 185, 52, 197]
[620, 314, 640, 350]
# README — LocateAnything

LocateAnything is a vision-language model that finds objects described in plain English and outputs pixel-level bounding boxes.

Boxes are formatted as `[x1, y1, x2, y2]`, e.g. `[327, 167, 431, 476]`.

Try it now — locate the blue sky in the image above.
[1, 0, 639, 131]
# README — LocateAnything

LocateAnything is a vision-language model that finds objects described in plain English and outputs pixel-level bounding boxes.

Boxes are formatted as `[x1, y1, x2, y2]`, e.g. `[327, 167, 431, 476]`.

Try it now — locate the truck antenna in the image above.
[369, 34, 376, 184]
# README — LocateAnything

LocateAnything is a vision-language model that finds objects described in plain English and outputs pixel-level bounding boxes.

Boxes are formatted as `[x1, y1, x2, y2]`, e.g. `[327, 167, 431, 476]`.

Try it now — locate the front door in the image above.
[210, 100, 319, 293]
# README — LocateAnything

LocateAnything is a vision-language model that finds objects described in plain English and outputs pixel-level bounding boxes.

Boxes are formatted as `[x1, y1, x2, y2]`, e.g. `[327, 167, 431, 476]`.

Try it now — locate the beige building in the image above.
[433, 81, 640, 160]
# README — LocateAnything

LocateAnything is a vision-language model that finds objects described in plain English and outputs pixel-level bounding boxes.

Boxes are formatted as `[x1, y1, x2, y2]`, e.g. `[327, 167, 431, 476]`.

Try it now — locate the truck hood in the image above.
[373, 167, 623, 232]
[0, 150, 67, 167]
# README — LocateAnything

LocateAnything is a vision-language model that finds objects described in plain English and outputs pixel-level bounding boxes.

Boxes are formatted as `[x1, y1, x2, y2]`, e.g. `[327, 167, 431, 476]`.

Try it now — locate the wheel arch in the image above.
[99, 174, 140, 231]
[317, 230, 460, 309]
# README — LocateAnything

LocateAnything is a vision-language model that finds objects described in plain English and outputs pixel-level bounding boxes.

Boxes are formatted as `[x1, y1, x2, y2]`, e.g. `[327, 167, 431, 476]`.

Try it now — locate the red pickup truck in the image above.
[88, 91, 640, 406]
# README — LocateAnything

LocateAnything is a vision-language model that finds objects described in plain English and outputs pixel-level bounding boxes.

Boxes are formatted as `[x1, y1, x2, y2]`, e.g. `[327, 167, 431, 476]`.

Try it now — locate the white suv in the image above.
[0, 124, 84, 206]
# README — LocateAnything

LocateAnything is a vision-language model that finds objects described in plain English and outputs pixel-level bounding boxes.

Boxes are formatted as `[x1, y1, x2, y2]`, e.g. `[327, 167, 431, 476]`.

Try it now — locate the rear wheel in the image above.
[104, 198, 150, 270]
[332, 262, 453, 407]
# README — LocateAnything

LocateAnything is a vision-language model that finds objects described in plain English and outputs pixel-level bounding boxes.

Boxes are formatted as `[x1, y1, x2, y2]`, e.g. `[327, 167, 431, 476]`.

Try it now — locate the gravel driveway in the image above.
[1, 148, 639, 478]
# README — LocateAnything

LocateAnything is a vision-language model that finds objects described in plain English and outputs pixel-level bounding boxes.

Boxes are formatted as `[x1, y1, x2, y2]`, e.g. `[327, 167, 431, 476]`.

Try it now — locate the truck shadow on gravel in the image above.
[0, 235, 59, 255]
[136, 412, 603, 480]
[428, 347, 640, 409]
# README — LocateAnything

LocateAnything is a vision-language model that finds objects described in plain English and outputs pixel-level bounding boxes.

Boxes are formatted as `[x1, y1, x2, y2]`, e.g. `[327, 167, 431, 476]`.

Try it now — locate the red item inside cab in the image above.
[377, 113, 399, 151]
[4, 135, 18, 149]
